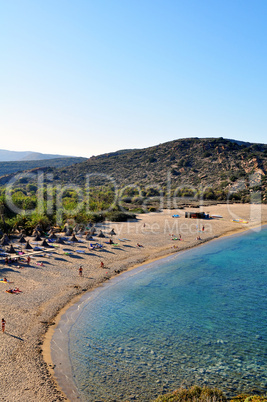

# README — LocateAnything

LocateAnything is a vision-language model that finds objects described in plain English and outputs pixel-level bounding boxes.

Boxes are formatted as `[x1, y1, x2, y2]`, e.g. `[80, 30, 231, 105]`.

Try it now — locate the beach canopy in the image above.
[97, 230, 106, 238]
[55, 237, 65, 244]
[40, 239, 50, 248]
[33, 234, 42, 241]
[65, 229, 72, 236]
[70, 234, 79, 242]
[7, 244, 16, 254]
[109, 229, 116, 235]
[73, 225, 79, 233]
[85, 233, 94, 240]
[86, 228, 95, 238]
[18, 236, 27, 243]
[0, 234, 10, 246]
[48, 233, 57, 240]
[63, 223, 69, 233]
[24, 241, 33, 250]
[89, 227, 96, 235]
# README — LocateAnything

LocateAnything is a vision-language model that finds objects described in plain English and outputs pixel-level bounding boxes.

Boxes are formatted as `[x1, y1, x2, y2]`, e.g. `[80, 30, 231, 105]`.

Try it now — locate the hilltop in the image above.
[42, 137, 267, 201]
[0, 137, 266, 204]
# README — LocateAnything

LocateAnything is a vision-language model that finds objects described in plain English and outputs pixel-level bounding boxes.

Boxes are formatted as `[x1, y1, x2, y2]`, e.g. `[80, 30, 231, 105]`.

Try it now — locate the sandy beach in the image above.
[0, 203, 267, 402]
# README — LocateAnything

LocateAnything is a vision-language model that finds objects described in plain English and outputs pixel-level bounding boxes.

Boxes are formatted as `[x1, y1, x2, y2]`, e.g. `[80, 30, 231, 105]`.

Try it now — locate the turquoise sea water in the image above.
[52, 227, 267, 401]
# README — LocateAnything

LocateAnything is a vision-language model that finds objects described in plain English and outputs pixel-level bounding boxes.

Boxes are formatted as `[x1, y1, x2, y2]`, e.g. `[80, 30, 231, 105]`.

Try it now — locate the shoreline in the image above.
[1, 204, 267, 401]
[43, 217, 267, 401]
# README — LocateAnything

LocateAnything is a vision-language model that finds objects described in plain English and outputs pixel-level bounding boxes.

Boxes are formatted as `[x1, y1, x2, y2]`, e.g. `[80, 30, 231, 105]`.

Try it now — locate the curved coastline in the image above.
[1, 204, 266, 400]
[43, 208, 267, 401]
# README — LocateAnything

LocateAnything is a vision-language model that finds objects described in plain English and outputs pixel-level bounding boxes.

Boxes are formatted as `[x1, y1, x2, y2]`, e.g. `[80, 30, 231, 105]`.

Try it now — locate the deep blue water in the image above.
[52, 227, 267, 401]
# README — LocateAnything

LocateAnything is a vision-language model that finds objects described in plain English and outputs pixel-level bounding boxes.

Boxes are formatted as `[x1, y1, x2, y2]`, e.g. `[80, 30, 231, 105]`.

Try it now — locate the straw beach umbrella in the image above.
[7, 244, 16, 254]
[0, 234, 10, 246]
[33, 234, 42, 241]
[40, 239, 50, 248]
[70, 233, 79, 242]
[24, 241, 33, 250]
[48, 233, 57, 240]
[55, 237, 65, 245]
[85, 233, 94, 241]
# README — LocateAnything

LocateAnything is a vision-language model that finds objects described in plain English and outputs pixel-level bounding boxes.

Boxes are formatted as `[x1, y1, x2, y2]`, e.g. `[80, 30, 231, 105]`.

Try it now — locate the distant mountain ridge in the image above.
[0, 157, 86, 179]
[0, 149, 76, 162]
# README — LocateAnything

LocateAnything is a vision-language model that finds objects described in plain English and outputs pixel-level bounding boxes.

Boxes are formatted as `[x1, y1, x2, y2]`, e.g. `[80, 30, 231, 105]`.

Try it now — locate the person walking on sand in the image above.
[2, 318, 6, 333]
[79, 266, 83, 277]
[100, 261, 104, 268]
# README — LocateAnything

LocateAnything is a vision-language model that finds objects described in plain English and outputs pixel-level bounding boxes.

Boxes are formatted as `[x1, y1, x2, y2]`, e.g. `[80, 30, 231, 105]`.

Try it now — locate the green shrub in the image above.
[105, 211, 136, 222]
[154, 385, 227, 402]
[230, 395, 267, 402]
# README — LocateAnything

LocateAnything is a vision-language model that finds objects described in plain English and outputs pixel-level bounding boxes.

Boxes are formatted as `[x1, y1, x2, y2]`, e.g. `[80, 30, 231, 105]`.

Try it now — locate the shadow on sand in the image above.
[5, 332, 24, 341]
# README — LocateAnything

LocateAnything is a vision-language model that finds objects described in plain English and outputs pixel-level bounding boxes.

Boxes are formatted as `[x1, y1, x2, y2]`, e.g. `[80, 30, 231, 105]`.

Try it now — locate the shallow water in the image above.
[52, 227, 267, 401]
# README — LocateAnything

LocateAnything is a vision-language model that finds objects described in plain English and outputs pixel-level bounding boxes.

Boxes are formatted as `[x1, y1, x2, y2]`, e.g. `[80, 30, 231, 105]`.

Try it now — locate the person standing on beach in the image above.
[79, 266, 83, 277]
[2, 318, 6, 333]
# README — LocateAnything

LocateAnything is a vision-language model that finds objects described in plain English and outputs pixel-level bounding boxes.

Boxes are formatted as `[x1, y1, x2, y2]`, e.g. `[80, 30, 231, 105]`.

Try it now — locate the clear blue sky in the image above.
[1, 0, 267, 157]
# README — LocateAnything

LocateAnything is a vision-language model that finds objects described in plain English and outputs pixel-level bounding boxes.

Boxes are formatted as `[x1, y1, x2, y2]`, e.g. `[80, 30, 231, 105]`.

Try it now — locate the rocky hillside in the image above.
[50, 138, 267, 197]
[1, 138, 267, 202]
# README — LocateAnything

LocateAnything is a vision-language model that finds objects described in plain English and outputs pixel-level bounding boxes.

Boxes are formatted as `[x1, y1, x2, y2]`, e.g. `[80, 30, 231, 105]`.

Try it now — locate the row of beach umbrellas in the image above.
[0, 227, 117, 251]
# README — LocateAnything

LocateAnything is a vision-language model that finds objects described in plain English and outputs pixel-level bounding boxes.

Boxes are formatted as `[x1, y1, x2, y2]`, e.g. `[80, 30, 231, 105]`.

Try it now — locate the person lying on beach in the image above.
[89, 243, 103, 250]
[0, 278, 13, 283]
[6, 288, 22, 294]
[137, 243, 144, 247]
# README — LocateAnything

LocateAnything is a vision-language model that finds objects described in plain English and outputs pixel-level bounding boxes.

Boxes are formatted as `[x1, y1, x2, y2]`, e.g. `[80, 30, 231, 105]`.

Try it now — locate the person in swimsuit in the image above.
[2, 318, 6, 333]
